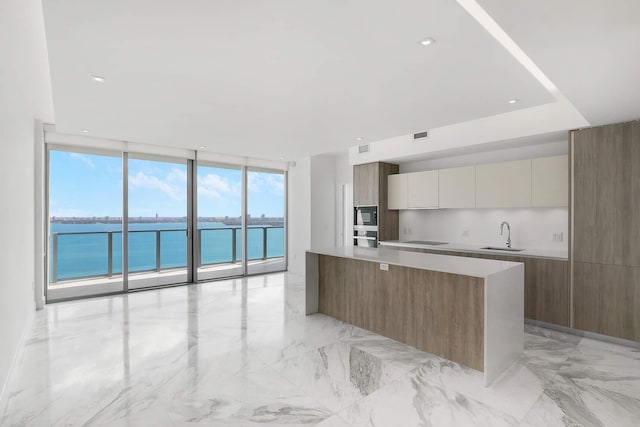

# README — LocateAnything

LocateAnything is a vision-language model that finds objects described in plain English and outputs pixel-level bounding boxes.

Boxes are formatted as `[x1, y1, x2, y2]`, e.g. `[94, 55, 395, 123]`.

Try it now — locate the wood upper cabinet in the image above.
[476, 159, 532, 208]
[531, 155, 568, 207]
[573, 122, 640, 267]
[353, 162, 399, 242]
[438, 166, 476, 208]
[353, 162, 380, 206]
[407, 170, 438, 208]
[387, 174, 408, 210]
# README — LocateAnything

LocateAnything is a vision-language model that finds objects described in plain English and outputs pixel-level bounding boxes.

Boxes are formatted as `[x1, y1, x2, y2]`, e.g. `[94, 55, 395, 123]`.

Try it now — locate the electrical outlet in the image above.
[551, 232, 564, 242]
[462, 230, 470, 238]
[380, 263, 389, 271]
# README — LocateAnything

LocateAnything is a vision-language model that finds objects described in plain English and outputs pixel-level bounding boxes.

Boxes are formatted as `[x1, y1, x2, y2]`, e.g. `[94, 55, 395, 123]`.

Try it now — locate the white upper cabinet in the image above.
[386, 156, 567, 210]
[476, 159, 532, 208]
[387, 174, 408, 210]
[531, 155, 568, 207]
[438, 166, 476, 208]
[407, 170, 438, 208]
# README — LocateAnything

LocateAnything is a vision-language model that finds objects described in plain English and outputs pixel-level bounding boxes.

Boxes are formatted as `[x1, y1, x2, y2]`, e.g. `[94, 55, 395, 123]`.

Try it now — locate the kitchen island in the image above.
[306, 246, 524, 385]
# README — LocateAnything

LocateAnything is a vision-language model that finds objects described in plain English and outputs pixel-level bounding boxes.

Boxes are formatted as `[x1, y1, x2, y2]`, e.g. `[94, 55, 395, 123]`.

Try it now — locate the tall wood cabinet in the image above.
[353, 162, 399, 243]
[353, 162, 380, 206]
[572, 120, 640, 341]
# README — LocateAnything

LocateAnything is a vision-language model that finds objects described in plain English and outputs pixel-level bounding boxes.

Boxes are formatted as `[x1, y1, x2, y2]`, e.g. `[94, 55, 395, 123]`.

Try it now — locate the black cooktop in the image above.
[405, 240, 448, 246]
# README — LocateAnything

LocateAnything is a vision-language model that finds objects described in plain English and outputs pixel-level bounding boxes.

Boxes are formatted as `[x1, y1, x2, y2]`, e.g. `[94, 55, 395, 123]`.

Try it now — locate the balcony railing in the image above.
[49, 226, 284, 283]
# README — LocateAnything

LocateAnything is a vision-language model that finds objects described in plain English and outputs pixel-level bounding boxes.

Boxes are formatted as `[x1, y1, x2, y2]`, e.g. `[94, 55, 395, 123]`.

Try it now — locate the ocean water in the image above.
[49, 222, 284, 281]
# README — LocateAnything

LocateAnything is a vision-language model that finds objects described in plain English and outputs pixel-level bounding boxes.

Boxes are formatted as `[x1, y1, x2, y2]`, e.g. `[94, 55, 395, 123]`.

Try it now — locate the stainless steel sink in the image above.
[481, 246, 525, 252]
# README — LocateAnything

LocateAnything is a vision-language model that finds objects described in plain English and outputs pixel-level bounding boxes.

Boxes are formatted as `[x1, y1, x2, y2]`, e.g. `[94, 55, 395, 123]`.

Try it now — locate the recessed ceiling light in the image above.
[356, 137, 364, 141]
[198, 146, 206, 149]
[508, 99, 519, 104]
[81, 129, 89, 133]
[90, 75, 105, 83]
[419, 37, 435, 46]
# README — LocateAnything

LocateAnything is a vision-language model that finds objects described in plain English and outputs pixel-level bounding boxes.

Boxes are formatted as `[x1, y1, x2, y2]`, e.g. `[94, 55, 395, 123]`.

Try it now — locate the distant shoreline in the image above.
[50, 216, 285, 226]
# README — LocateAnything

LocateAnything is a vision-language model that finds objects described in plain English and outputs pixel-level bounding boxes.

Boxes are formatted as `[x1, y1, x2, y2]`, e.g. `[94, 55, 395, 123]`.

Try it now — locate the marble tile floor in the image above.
[1, 272, 639, 426]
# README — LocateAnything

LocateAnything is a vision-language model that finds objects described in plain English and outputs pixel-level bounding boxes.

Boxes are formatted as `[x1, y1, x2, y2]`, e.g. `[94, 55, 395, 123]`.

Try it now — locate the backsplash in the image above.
[398, 208, 568, 251]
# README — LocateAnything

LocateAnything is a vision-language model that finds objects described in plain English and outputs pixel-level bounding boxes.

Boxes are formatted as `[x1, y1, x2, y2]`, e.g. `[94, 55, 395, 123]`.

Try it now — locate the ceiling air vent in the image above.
[358, 144, 370, 154]
[413, 130, 429, 140]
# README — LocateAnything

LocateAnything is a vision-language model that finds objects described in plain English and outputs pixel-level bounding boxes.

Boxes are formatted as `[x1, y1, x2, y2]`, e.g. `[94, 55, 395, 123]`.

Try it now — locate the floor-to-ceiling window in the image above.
[246, 168, 286, 275]
[196, 163, 243, 280]
[127, 156, 190, 289]
[46, 143, 286, 301]
[47, 148, 123, 301]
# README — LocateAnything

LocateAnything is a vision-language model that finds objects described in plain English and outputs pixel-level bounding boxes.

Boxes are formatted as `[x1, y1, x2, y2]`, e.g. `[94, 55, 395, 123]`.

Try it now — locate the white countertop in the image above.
[378, 240, 568, 260]
[308, 246, 522, 278]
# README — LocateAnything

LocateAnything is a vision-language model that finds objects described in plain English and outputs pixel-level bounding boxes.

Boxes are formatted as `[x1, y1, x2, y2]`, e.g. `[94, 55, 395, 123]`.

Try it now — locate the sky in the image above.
[49, 151, 284, 218]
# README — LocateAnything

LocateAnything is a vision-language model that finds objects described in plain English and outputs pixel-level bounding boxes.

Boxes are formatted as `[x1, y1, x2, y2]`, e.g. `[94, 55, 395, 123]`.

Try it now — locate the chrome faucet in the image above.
[500, 221, 511, 248]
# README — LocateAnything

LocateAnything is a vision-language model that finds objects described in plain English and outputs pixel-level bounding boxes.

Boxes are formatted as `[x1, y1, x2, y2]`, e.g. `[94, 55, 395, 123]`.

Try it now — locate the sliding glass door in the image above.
[127, 156, 190, 289]
[246, 168, 286, 275]
[196, 163, 243, 280]
[46, 146, 287, 301]
[47, 148, 123, 301]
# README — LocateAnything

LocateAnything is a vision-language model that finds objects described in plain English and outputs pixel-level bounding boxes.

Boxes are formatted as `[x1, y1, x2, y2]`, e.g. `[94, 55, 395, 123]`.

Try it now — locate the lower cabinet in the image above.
[573, 262, 640, 341]
[393, 247, 569, 327]
[500, 255, 569, 326]
[523, 258, 569, 327]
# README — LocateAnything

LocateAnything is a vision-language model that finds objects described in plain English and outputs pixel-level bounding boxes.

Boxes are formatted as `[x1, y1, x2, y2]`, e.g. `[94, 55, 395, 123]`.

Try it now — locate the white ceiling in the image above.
[41, 1, 638, 161]
[478, 0, 640, 126]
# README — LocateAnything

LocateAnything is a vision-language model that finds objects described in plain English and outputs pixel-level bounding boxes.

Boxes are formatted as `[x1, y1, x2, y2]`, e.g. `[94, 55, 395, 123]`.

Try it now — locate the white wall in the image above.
[399, 208, 568, 251]
[310, 155, 337, 249]
[0, 0, 55, 398]
[400, 140, 567, 172]
[287, 152, 351, 275]
[287, 157, 311, 275]
[334, 153, 353, 246]
[334, 152, 353, 184]
[349, 92, 586, 165]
